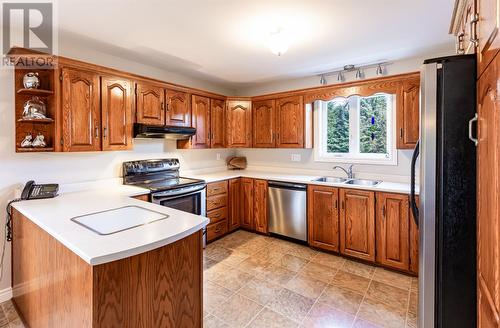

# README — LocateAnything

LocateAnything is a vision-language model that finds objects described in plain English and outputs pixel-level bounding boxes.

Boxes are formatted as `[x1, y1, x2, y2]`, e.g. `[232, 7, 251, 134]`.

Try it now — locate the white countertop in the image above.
[12, 186, 208, 266]
[186, 170, 418, 195]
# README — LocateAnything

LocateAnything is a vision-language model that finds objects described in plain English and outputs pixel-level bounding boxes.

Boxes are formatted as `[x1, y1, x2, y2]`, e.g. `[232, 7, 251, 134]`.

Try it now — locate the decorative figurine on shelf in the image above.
[23, 72, 40, 89]
[22, 96, 47, 119]
[20, 133, 33, 148]
[32, 133, 47, 148]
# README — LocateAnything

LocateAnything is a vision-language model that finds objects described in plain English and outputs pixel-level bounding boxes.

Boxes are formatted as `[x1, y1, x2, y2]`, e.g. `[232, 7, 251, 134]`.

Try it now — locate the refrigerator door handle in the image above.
[410, 140, 419, 226]
[468, 113, 478, 146]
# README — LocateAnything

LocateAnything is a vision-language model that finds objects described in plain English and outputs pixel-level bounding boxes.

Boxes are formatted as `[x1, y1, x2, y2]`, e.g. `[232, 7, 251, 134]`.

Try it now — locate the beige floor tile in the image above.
[408, 292, 417, 315]
[268, 239, 297, 253]
[299, 262, 336, 284]
[277, 254, 309, 272]
[218, 251, 250, 267]
[204, 261, 232, 281]
[267, 288, 315, 323]
[203, 314, 231, 328]
[318, 285, 364, 315]
[1, 301, 19, 323]
[352, 318, 385, 328]
[238, 257, 273, 276]
[238, 276, 284, 305]
[204, 245, 233, 262]
[340, 259, 376, 279]
[406, 311, 417, 328]
[248, 307, 299, 328]
[372, 268, 412, 290]
[301, 301, 355, 328]
[212, 267, 253, 291]
[259, 263, 297, 286]
[310, 252, 346, 269]
[357, 297, 407, 328]
[253, 248, 286, 264]
[331, 270, 371, 294]
[204, 257, 218, 271]
[285, 273, 327, 299]
[203, 281, 233, 313]
[8, 320, 24, 328]
[212, 294, 263, 328]
[365, 281, 409, 309]
[410, 278, 419, 293]
[287, 244, 318, 260]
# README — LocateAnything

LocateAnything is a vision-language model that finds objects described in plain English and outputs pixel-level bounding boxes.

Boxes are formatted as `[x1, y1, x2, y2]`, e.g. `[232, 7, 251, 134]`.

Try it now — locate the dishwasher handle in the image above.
[268, 180, 307, 190]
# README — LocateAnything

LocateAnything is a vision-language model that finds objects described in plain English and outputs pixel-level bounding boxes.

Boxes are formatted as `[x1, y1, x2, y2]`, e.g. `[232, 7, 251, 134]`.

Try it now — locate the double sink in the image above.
[313, 177, 381, 186]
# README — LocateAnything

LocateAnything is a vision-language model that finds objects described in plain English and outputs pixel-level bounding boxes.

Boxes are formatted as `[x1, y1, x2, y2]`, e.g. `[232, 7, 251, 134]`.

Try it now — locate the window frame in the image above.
[313, 93, 398, 165]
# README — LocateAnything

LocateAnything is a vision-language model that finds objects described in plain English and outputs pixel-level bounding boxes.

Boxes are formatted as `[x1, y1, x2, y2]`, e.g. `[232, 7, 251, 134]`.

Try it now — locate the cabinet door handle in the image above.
[468, 113, 478, 146]
[103, 127, 107, 139]
[95, 125, 99, 139]
[399, 128, 403, 139]
[334, 199, 338, 209]
[456, 32, 465, 55]
[470, 13, 479, 46]
[382, 205, 386, 217]
[341, 200, 345, 210]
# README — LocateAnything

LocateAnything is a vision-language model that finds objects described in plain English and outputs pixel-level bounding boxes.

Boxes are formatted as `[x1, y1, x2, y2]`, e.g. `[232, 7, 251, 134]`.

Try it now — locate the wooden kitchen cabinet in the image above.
[228, 178, 242, 232]
[253, 179, 268, 234]
[477, 0, 500, 75]
[210, 99, 226, 148]
[240, 178, 254, 229]
[339, 189, 375, 262]
[190, 95, 211, 149]
[409, 196, 419, 275]
[307, 185, 340, 252]
[101, 76, 133, 151]
[61, 68, 101, 152]
[166, 90, 190, 127]
[253, 99, 276, 148]
[375, 192, 410, 271]
[397, 76, 420, 149]
[275, 95, 304, 148]
[226, 100, 252, 148]
[135, 82, 165, 125]
[206, 180, 229, 243]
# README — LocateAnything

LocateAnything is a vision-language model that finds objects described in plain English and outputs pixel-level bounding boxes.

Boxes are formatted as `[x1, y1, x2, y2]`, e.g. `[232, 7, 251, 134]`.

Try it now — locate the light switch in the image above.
[291, 154, 301, 162]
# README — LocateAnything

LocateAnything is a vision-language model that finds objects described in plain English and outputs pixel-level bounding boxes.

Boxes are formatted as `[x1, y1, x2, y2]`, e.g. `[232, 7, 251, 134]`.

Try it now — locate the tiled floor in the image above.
[0, 300, 24, 327]
[204, 230, 418, 328]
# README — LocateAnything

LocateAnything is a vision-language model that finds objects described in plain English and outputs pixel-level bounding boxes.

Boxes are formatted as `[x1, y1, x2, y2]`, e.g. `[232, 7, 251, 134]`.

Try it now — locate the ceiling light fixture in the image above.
[317, 61, 390, 85]
[376, 64, 384, 76]
[337, 71, 344, 82]
[319, 75, 327, 85]
[355, 68, 363, 79]
[268, 27, 289, 56]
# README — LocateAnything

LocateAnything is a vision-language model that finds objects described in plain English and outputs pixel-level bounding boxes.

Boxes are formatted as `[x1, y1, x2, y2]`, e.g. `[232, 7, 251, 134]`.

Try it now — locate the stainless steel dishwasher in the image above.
[267, 181, 307, 241]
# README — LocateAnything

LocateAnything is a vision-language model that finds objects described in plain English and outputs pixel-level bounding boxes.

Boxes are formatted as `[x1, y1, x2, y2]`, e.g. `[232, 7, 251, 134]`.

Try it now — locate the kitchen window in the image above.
[314, 93, 397, 165]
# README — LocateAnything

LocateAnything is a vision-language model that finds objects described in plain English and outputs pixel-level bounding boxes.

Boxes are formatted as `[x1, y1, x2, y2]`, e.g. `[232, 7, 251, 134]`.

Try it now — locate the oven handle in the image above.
[152, 187, 205, 201]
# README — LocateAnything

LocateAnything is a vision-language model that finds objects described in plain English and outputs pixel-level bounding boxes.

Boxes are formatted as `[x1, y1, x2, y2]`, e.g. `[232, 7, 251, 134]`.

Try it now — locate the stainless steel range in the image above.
[123, 159, 206, 216]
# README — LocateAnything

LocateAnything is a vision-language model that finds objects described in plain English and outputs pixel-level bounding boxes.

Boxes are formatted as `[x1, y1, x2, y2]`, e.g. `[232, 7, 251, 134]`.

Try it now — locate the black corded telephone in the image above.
[20, 180, 59, 200]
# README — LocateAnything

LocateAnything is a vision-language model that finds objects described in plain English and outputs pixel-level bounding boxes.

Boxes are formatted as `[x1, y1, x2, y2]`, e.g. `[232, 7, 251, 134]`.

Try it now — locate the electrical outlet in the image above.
[216, 153, 221, 161]
[291, 154, 301, 162]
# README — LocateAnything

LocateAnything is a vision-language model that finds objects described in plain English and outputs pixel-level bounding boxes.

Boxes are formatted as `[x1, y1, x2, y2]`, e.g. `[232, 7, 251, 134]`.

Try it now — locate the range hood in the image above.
[133, 123, 196, 140]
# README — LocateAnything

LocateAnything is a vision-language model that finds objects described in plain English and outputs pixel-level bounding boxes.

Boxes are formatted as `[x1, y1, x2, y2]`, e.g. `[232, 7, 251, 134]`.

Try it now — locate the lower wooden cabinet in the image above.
[228, 178, 242, 232]
[254, 179, 268, 233]
[375, 192, 410, 271]
[206, 180, 229, 243]
[240, 178, 255, 230]
[339, 189, 376, 262]
[307, 185, 340, 252]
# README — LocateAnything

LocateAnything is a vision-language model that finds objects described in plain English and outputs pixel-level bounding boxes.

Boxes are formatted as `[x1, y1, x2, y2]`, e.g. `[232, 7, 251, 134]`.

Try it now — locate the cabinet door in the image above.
[228, 178, 241, 232]
[409, 196, 419, 275]
[477, 55, 500, 327]
[166, 90, 190, 127]
[190, 95, 210, 149]
[276, 95, 304, 148]
[210, 99, 225, 148]
[375, 192, 410, 271]
[339, 189, 375, 262]
[477, 0, 500, 75]
[61, 68, 101, 152]
[240, 178, 254, 230]
[226, 100, 252, 148]
[254, 179, 268, 234]
[101, 77, 133, 151]
[136, 82, 164, 125]
[253, 99, 275, 148]
[307, 185, 340, 252]
[397, 77, 420, 149]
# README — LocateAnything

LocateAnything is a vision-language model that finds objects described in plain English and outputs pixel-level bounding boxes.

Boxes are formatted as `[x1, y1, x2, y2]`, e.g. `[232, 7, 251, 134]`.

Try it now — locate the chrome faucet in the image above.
[333, 164, 354, 179]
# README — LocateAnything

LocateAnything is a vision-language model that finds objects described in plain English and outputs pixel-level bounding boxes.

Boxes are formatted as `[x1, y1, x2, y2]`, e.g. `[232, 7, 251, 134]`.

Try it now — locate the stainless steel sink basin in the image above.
[344, 179, 381, 186]
[313, 177, 348, 183]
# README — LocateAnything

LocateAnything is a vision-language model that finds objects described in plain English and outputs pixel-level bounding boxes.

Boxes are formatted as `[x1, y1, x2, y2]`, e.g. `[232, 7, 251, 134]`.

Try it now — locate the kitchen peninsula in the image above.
[10, 187, 208, 328]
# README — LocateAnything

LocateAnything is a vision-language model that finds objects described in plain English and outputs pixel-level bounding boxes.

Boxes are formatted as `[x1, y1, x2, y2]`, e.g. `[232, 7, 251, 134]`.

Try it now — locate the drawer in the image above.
[207, 206, 227, 225]
[207, 194, 227, 211]
[207, 220, 228, 242]
[207, 181, 228, 197]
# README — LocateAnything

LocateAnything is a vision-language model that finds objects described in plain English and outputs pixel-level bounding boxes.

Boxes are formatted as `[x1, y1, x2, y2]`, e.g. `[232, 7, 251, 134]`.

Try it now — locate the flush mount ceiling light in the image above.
[268, 27, 289, 56]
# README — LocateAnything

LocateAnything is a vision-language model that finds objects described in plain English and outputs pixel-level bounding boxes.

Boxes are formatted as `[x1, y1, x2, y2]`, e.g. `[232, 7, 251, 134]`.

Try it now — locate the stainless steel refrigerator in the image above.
[411, 55, 477, 328]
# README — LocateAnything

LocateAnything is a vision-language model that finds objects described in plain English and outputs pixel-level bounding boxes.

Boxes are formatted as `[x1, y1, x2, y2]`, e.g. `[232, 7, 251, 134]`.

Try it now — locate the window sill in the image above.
[313, 154, 398, 166]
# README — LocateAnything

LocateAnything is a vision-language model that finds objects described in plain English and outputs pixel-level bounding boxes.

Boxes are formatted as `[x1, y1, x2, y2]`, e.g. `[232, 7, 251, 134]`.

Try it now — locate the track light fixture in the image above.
[316, 61, 390, 85]
[319, 75, 327, 85]
[376, 64, 384, 76]
[337, 71, 344, 82]
[355, 68, 363, 79]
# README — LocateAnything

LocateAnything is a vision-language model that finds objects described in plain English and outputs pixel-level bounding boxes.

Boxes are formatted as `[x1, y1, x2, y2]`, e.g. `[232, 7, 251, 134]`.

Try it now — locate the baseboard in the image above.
[0, 287, 12, 303]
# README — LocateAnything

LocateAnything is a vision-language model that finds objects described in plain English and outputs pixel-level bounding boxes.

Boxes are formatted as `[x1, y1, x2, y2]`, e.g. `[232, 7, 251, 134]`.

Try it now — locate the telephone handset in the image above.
[20, 180, 59, 200]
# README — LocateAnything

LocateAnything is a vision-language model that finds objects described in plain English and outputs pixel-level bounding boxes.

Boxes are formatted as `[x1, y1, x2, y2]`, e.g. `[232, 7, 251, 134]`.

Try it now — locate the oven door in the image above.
[152, 188, 206, 216]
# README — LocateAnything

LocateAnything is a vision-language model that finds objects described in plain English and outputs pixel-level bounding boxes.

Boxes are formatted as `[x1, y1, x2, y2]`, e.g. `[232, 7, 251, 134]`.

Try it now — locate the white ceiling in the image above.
[58, 0, 455, 88]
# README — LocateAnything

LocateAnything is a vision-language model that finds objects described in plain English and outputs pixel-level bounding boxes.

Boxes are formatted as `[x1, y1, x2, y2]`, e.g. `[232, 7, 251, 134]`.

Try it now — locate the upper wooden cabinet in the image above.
[339, 189, 375, 262]
[477, 0, 500, 75]
[375, 192, 410, 271]
[135, 82, 165, 125]
[228, 178, 241, 232]
[397, 77, 420, 149]
[253, 99, 276, 148]
[240, 178, 254, 229]
[210, 99, 226, 148]
[101, 77, 133, 151]
[275, 96, 304, 148]
[226, 100, 252, 148]
[190, 95, 210, 149]
[166, 90, 190, 127]
[61, 68, 101, 152]
[307, 185, 340, 252]
[253, 179, 268, 234]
